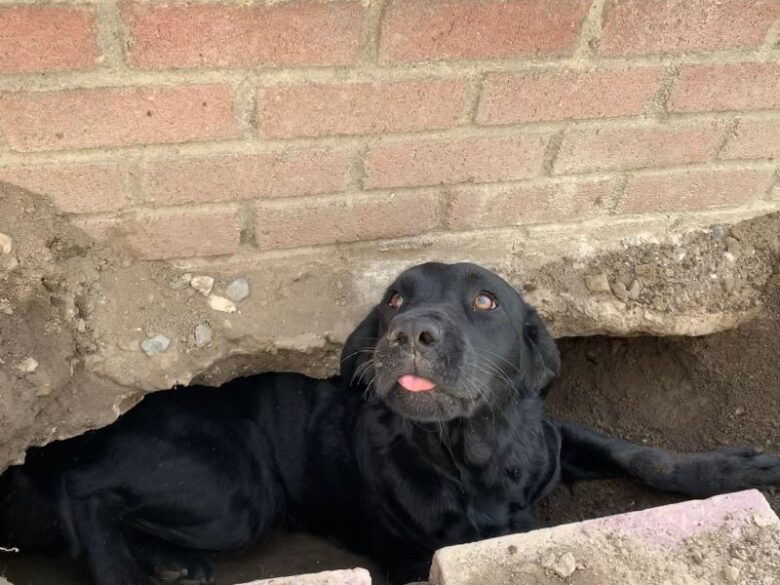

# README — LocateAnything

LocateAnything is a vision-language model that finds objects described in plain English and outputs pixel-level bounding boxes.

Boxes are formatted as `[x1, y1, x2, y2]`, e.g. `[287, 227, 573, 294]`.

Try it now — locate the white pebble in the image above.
[0, 233, 13, 255]
[194, 323, 213, 347]
[226, 277, 250, 302]
[552, 552, 577, 578]
[190, 275, 214, 296]
[207, 295, 236, 313]
[141, 334, 170, 356]
[723, 565, 740, 582]
[16, 357, 38, 373]
[168, 272, 192, 290]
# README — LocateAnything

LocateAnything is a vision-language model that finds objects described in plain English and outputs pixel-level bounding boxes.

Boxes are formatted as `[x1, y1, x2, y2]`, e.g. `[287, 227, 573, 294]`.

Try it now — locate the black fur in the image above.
[2, 262, 780, 584]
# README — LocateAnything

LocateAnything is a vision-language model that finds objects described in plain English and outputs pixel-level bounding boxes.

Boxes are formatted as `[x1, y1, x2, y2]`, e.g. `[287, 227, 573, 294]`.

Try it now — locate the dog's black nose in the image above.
[390, 317, 442, 350]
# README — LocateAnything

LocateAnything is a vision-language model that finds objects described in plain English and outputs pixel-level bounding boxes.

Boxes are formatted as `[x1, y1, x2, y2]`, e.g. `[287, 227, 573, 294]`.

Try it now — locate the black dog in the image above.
[2, 262, 779, 585]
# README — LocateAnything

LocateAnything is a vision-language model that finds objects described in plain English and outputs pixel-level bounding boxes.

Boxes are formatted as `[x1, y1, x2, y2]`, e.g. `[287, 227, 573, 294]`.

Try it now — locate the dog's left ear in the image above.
[340, 308, 381, 389]
[520, 307, 560, 397]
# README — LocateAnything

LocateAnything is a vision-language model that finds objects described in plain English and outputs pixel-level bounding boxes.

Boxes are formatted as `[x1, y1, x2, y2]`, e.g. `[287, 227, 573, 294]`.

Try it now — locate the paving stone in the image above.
[430, 490, 780, 584]
[240, 567, 371, 585]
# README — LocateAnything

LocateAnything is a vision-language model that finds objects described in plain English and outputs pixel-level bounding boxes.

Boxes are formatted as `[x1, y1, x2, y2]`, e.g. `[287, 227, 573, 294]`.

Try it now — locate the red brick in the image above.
[257, 80, 466, 138]
[380, 0, 589, 63]
[668, 63, 780, 114]
[123, 1, 364, 69]
[477, 67, 663, 125]
[720, 118, 780, 161]
[255, 191, 440, 250]
[365, 133, 551, 189]
[447, 178, 616, 230]
[141, 149, 349, 206]
[619, 168, 775, 214]
[555, 122, 726, 174]
[0, 6, 98, 73]
[599, 0, 780, 56]
[77, 208, 240, 259]
[0, 85, 239, 152]
[0, 164, 125, 213]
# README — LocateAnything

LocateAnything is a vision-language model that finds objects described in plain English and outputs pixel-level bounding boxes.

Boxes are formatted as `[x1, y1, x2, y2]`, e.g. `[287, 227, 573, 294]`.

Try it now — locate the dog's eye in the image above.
[473, 292, 497, 311]
[388, 292, 404, 309]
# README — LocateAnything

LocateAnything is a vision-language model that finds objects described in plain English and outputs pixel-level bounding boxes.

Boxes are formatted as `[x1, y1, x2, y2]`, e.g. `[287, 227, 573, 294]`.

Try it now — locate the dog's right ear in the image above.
[340, 308, 381, 389]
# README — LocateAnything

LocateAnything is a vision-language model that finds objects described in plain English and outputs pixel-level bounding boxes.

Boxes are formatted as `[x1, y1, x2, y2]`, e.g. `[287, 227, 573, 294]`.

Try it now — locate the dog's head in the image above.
[341, 262, 559, 422]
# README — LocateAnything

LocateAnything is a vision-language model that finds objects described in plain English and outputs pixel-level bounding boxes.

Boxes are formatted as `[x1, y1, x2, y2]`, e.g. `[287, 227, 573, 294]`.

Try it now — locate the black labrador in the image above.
[2, 262, 779, 585]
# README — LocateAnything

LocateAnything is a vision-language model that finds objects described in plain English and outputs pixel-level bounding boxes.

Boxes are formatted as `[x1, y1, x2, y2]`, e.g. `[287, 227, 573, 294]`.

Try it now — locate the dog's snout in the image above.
[389, 317, 442, 350]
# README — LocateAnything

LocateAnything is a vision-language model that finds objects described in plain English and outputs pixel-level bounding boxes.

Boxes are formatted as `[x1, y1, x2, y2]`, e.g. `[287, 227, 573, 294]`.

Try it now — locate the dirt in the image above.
[541, 266, 780, 524]
[520, 212, 780, 337]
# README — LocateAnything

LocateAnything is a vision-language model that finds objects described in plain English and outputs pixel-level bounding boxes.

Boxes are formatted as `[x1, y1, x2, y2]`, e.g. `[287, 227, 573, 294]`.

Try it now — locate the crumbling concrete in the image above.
[1, 181, 779, 471]
[430, 490, 780, 585]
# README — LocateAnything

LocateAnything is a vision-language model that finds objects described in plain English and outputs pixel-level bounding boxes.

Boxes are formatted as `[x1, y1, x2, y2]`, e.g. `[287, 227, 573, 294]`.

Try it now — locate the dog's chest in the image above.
[358, 420, 542, 546]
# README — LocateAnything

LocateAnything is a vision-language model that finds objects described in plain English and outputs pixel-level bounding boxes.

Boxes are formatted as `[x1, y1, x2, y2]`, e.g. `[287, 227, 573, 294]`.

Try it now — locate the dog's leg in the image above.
[130, 534, 214, 585]
[71, 493, 156, 585]
[555, 419, 780, 497]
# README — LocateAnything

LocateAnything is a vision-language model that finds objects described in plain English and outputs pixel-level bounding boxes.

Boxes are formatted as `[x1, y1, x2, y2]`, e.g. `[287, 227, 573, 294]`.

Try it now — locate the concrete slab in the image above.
[431, 490, 780, 585]
[239, 567, 371, 585]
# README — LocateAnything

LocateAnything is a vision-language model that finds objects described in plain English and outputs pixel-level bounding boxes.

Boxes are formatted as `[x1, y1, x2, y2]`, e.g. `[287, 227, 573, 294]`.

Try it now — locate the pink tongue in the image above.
[398, 375, 437, 392]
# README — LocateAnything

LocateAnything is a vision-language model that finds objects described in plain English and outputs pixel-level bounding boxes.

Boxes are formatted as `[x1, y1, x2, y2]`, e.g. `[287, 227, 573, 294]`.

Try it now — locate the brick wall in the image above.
[0, 0, 778, 261]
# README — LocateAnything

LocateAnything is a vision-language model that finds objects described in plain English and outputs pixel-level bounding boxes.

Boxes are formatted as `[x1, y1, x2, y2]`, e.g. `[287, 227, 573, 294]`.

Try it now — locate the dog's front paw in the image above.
[673, 446, 780, 497]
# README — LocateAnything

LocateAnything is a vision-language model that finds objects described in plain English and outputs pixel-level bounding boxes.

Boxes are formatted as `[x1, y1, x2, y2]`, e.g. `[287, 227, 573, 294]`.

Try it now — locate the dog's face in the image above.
[342, 262, 559, 422]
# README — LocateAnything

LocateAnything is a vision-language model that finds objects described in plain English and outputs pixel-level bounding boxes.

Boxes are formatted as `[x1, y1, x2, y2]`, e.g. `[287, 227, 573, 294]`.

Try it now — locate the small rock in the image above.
[0, 232, 13, 255]
[551, 552, 577, 578]
[723, 565, 740, 582]
[507, 544, 517, 555]
[672, 248, 686, 262]
[753, 512, 772, 528]
[207, 295, 236, 313]
[612, 281, 630, 302]
[711, 224, 728, 239]
[722, 275, 736, 293]
[194, 323, 213, 347]
[17, 357, 39, 373]
[691, 550, 705, 564]
[539, 552, 556, 569]
[628, 279, 642, 299]
[35, 385, 52, 397]
[735, 406, 746, 416]
[190, 275, 214, 296]
[723, 251, 736, 263]
[585, 273, 611, 294]
[141, 334, 170, 356]
[226, 277, 250, 302]
[0, 298, 12, 315]
[725, 237, 742, 255]
[169, 273, 192, 290]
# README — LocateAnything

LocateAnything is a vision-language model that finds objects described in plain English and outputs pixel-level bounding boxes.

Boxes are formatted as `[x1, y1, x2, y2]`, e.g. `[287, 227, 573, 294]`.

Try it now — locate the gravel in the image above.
[227, 277, 250, 302]
[141, 334, 171, 356]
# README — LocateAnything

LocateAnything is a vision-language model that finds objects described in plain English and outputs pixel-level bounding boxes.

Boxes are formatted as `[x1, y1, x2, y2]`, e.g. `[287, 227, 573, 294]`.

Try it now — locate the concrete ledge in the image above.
[431, 490, 780, 584]
[240, 568, 371, 585]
